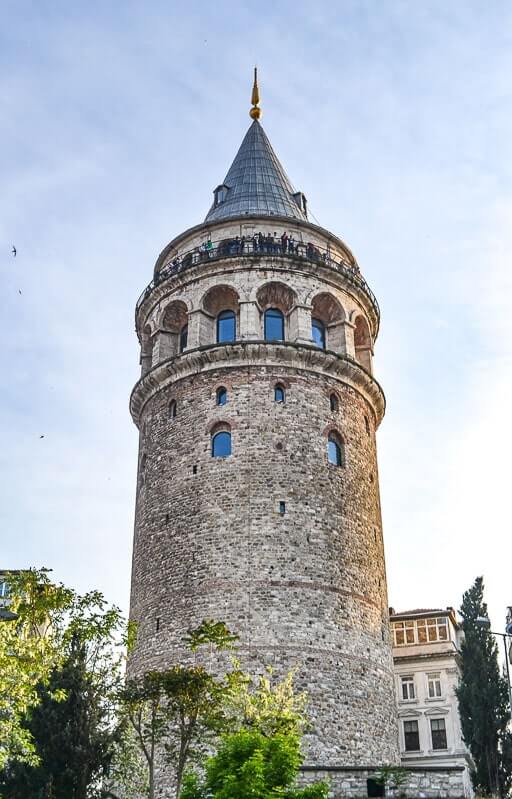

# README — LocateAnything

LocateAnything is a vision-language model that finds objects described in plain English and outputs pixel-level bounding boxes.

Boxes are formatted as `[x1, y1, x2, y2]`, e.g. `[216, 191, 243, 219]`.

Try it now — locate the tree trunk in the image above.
[149, 761, 155, 799]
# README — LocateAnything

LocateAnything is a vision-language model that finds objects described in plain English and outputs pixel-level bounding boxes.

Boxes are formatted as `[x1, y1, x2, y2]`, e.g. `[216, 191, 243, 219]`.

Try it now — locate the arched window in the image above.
[212, 430, 231, 458]
[327, 433, 344, 467]
[217, 310, 236, 343]
[274, 384, 285, 403]
[216, 387, 227, 406]
[264, 308, 284, 341]
[312, 318, 326, 349]
[169, 400, 177, 419]
[330, 393, 339, 412]
[179, 324, 188, 353]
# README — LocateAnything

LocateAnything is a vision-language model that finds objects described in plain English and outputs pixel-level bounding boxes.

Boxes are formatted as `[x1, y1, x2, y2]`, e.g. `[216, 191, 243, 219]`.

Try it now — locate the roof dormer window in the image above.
[214, 184, 229, 206]
[292, 191, 307, 216]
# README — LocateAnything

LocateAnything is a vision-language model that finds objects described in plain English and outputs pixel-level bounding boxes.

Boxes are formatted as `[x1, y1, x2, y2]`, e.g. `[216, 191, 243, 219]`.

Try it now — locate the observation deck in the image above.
[136, 233, 380, 332]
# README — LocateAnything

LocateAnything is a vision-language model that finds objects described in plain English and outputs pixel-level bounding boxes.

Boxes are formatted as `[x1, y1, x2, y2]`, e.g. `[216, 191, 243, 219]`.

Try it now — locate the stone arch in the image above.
[201, 284, 240, 315]
[209, 419, 231, 435]
[150, 299, 190, 363]
[161, 299, 189, 333]
[201, 284, 240, 345]
[256, 281, 297, 313]
[256, 281, 297, 340]
[354, 315, 373, 373]
[310, 292, 347, 354]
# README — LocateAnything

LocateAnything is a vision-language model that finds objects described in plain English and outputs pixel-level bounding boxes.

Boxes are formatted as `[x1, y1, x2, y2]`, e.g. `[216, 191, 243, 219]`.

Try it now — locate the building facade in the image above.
[391, 608, 473, 797]
[128, 77, 400, 797]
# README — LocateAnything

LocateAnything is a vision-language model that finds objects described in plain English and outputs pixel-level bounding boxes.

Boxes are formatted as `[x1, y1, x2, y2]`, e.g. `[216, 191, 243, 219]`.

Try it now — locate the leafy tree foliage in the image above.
[0, 568, 74, 766]
[120, 621, 241, 799]
[181, 730, 327, 799]
[0, 568, 130, 796]
[456, 576, 512, 797]
[0, 639, 121, 798]
[181, 668, 328, 799]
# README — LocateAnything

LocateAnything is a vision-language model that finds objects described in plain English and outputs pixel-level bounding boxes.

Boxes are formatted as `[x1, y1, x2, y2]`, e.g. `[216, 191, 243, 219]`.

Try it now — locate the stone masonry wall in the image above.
[300, 766, 471, 799]
[130, 360, 398, 763]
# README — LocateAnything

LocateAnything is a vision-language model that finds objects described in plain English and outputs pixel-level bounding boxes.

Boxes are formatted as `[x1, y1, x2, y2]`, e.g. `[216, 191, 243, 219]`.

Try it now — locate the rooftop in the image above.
[204, 120, 307, 224]
[204, 72, 308, 224]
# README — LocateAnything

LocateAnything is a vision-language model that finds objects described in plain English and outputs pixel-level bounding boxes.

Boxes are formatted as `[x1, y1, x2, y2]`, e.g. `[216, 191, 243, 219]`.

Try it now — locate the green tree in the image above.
[181, 669, 328, 799]
[456, 576, 512, 797]
[0, 638, 121, 798]
[0, 568, 75, 767]
[0, 569, 130, 796]
[120, 621, 241, 799]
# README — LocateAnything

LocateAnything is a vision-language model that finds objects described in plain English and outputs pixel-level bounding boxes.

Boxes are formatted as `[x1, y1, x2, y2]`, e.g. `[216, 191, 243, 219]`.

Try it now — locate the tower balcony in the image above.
[135, 234, 380, 330]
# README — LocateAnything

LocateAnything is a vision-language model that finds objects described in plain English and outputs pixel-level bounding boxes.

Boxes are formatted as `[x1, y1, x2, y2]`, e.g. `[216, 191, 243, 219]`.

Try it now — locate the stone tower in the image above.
[129, 75, 399, 795]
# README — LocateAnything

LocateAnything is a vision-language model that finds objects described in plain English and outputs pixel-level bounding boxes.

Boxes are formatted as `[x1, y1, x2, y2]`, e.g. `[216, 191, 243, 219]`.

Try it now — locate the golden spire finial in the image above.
[249, 67, 261, 120]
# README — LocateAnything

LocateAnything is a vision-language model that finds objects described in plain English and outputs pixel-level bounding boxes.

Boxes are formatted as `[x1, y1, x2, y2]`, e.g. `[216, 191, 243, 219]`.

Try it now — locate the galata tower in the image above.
[129, 73, 399, 795]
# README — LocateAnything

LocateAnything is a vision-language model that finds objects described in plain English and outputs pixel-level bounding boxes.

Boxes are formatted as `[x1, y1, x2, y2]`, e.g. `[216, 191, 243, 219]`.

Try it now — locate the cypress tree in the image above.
[456, 576, 512, 797]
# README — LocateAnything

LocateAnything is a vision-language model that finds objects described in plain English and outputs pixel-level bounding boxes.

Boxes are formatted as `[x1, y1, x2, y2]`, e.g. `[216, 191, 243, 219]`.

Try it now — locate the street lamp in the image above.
[475, 616, 512, 721]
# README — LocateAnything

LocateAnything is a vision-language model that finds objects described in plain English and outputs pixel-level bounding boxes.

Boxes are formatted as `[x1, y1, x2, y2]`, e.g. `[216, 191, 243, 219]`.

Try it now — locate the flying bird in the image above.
[12, 246, 16, 257]
[39, 435, 44, 439]
[18, 289, 22, 295]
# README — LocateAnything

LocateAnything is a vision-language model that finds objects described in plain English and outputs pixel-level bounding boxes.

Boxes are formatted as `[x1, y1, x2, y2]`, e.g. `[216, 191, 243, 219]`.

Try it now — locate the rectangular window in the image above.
[427, 672, 442, 698]
[437, 619, 448, 640]
[393, 621, 415, 646]
[0, 580, 9, 598]
[394, 624, 405, 646]
[404, 720, 420, 751]
[422, 617, 449, 642]
[431, 718, 448, 750]
[417, 619, 428, 643]
[401, 676, 416, 701]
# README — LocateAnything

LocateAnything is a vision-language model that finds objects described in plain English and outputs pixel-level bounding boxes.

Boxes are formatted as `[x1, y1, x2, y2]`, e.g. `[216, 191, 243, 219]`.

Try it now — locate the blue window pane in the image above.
[217, 310, 236, 343]
[217, 387, 227, 406]
[274, 385, 285, 402]
[212, 431, 231, 457]
[180, 324, 188, 352]
[312, 318, 326, 349]
[265, 308, 284, 341]
[328, 437, 343, 466]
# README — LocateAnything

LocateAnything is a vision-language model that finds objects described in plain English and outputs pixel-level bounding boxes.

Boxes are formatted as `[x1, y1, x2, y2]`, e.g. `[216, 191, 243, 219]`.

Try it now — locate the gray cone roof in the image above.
[205, 120, 308, 223]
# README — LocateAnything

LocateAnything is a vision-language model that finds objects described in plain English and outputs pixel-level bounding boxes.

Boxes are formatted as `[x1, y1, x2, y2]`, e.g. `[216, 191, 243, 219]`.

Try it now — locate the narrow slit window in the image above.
[216, 387, 227, 406]
[169, 400, 177, 419]
[330, 393, 339, 412]
[327, 433, 344, 467]
[274, 384, 285, 403]
[179, 324, 188, 353]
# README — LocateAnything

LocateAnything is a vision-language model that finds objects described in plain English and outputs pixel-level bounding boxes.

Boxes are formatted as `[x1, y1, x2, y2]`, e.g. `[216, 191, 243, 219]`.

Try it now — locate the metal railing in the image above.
[135, 235, 380, 318]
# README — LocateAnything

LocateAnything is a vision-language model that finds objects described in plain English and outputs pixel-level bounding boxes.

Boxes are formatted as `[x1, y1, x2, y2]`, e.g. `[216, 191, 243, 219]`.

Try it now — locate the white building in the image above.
[390, 607, 474, 797]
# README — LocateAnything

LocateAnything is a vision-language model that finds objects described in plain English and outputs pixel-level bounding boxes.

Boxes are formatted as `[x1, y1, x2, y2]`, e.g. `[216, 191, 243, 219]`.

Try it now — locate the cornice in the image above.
[130, 341, 385, 427]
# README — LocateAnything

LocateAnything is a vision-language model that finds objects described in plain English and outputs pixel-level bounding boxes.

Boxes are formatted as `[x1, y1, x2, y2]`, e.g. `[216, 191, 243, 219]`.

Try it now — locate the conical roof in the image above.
[205, 120, 308, 223]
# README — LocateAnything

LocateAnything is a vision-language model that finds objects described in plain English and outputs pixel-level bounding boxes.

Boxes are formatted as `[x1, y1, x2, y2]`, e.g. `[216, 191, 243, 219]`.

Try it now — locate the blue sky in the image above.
[1, 1, 511, 631]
